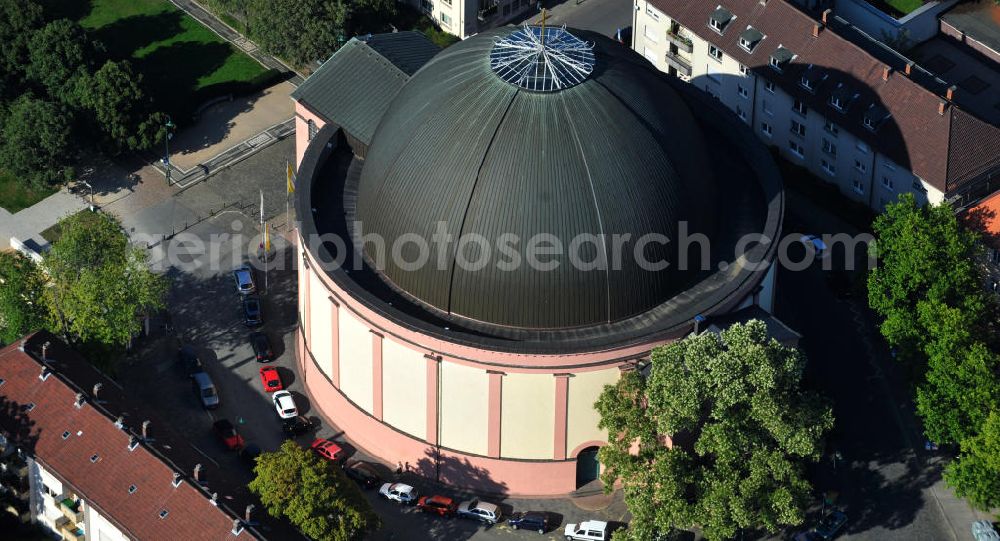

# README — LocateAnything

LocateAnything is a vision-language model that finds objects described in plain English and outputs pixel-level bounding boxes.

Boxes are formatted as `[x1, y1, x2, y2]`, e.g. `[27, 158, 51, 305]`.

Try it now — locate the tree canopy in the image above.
[0, 251, 48, 345]
[596, 321, 833, 541]
[246, 0, 351, 66]
[944, 410, 1000, 511]
[43, 211, 166, 347]
[26, 19, 93, 105]
[0, 95, 73, 188]
[249, 441, 379, 541]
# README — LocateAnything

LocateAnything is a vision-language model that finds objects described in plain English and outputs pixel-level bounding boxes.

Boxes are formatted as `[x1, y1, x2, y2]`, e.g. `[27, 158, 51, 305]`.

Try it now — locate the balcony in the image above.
[666, 31, 693, 53]
[58, 497, 83, 524]
[56, 517, 84, 541]
[665, 52, 692, 76]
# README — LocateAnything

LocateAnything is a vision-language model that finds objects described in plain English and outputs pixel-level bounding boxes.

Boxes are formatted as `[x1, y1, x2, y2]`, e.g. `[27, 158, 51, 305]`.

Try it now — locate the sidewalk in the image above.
[0, 188, 89, 250]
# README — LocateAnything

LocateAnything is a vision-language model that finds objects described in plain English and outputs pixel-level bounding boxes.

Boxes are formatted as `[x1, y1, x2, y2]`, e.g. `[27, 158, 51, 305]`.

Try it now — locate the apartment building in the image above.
[401, 0, 535, 38]
[0, 333, 270, 541]
[633, 0, 1000, 211]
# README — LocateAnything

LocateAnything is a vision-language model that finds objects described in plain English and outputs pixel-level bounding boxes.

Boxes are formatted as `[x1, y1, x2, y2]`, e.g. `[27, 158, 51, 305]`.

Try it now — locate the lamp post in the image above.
[163, 117, 176, 185]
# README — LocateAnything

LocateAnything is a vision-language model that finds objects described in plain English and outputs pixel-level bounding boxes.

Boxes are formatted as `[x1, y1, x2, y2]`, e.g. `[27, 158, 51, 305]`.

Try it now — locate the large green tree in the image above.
[77, 61, 163, 152]
[0, 251, 48, 345]
[26, 19, 92, 105]
[596, 321, 833, 541]
[246, 0, 351, 66]
[0, 0, 44, 96]
[249, 441, 379, 541]
[43, 211, 166, 347]
[0, 95, 73, 188]
[945, 410, 1000, 511]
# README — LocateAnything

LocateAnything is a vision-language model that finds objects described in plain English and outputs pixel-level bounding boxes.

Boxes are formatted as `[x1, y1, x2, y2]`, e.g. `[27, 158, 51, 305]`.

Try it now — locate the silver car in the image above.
[457, 499, 501, 524]
[192, 372, 219, 409]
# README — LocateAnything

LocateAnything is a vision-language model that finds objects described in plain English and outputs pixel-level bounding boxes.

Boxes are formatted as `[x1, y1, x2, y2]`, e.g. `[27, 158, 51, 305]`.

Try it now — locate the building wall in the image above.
[295, 103, 326, 168]
[565, 368, 618, 457]
[399, 0, 535, 39]
[439, 361, 490, 456]
[86, 503, 129, 541]
[338, 308, 374, 413]
[382, 338, 428, 440]
[633, 1, 944, 211]
[309, 272, 335, 381]
[499, 372, 555, 459]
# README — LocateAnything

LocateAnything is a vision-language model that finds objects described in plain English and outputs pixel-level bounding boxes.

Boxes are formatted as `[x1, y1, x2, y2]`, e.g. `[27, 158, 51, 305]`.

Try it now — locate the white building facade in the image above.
[27, 458, 129, 541]
[402, 0, 536, 38]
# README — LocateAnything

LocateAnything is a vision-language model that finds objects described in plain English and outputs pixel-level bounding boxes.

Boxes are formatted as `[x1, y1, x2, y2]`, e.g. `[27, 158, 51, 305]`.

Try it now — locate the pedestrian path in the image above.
[0, 188, 89, 251]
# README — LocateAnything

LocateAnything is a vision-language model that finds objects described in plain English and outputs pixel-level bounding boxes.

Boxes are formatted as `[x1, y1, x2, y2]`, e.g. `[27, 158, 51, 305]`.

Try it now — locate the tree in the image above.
[0, 95, 73, 188]
[43, 211, 166, 347]
[0, 0, 44, 96]
[77, 61, 163, 152]
[945, 410, 1000, 511]
[247, 0, 350, 66]
[596, 321, 833, 541]
[249, 441, 379, 541]
[867, 193, 987, 366]
[0, 251, 48, 345]
[26, 19, 92, 105]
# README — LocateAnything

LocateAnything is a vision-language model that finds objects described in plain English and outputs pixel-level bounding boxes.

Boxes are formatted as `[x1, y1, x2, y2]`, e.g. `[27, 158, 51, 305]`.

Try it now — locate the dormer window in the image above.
[769, 46, 793, 73]
[829, 83, 858, 113]
[709, 6, 735, 34]
[738, 26, 764, 52]
[799, 65, 825, 93]
[863, 104, 889, 132]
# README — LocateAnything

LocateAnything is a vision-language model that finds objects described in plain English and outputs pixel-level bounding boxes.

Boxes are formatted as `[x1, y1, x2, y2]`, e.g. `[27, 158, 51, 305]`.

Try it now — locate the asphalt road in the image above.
[521, 0, 632, 37]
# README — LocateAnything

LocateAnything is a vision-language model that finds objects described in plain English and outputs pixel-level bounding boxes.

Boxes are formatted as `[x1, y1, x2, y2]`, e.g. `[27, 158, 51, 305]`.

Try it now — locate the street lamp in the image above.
[163, 117, 176, 185]
[80, 180, 95, 208]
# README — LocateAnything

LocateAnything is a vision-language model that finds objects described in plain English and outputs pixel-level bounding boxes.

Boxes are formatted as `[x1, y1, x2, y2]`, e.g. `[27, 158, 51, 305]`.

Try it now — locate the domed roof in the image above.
[354, 26, 720, 331]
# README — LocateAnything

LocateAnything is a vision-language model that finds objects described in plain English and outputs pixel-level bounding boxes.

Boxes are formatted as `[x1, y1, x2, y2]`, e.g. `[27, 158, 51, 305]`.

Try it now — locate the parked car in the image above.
[565, 520, 611, 541]
[177, 344, 203, 376]
[973, 520, 1000, 541]
[508, 511, 549, 533]
[233, 266, 256, 295]
[457, 499, 501, 524]
[814, 510, 848, 540]
[212, 419, 245, 451]
[379, 482, 418, 505]
[191, 371, 219, 409]
[272, 390, 298, 419]
[242, 296, 263, 326]
[250, 332, 274, 362]
[259, 366, 282, 392]
[418, 495, 457, 517]
[343, 460, 382, 489]
[239, 443, 261, 469]
[311, 438, 343, 462]
[282, 415, 314, 437]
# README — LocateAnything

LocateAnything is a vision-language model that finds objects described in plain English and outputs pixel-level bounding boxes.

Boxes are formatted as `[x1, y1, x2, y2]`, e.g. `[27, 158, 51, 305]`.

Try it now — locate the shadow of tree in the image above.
[38, 0, 94, 22]
[137, 40, 237, 118]
[90, 11, 187, 63]
[413, 447, 509, 498]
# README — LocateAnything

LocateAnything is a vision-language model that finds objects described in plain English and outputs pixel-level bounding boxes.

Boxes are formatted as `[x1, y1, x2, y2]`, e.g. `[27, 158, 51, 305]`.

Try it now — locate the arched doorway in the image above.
[575, 446, 601, 488]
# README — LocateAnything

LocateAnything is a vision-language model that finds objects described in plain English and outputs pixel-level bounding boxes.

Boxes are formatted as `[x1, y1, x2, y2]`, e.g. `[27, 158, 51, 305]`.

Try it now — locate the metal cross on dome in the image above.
[489, 18, 595, 92]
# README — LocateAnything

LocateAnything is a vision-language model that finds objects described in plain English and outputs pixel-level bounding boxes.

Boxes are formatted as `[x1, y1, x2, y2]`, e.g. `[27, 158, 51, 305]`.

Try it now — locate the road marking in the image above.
[190, 444, 220, 468]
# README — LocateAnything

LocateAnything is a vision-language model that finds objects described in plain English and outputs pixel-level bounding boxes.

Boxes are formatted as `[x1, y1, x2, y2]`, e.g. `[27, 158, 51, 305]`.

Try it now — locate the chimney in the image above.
[210, 492, 219, 506]
[231, 519, 243, 535]
[128, 435, 139, 449]
[693, 314, 706, 334]
[41, 341, 50, 361]
[172, 472, 182, 487]
[74, 393, 85, 409]
[821, 8, 832, 24]
[939, 100, 947, 115]
[882, 65, 891, 81]
[905, 61, 913, 75]
[114, 416, 124, 429]
[193, 463, 203, 483]
[92, 383, 103, 402]
[245, 504, 255, 522]
[141, 420, 151, 440]
[946, 85, 956, 101]
[39, 367, 51, 381]
[812, 23, 821, 37]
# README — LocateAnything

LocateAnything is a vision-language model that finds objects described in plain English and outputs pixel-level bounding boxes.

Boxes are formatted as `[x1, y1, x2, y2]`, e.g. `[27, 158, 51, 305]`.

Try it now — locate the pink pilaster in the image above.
[487, 371, 504, 458]
[372, 332, 383, 420]
[329, 297, 340, 388]
[553, 374, 571, 460]
[301, 256, 311, 345]
[425, 356, 440, 446]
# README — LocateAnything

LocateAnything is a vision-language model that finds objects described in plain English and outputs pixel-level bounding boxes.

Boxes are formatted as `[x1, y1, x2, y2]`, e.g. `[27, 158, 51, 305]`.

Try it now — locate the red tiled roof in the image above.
[965, 190, 1000, 249]
[649, 0, 1000, 193]
[0, 334, 256, 541]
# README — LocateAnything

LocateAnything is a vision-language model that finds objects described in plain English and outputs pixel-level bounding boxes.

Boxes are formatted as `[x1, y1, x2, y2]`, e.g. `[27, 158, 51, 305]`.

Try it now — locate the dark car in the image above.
[282, 415, 314, 437]
[250, 332, 274, 362]
[212, 419, 245, 451]
[242, 296, 263, 327]
[177, 344, 203, 376]
[814, 510, 847, 539]
[508, 511, 549, 533]
[343, 460, 382, 489]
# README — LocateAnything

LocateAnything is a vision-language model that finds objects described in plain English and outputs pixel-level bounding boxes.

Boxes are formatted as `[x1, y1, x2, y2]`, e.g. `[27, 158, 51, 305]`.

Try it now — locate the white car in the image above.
[565, 520, 610, 541]
[973, 520, 1000, 541]
[379, 482, 418, 505]
[456, 499, 501, 524]
[271, 391, 298, 419]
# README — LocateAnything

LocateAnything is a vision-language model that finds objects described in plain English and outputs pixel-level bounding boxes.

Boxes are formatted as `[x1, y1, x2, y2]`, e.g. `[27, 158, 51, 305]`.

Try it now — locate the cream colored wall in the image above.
[439, 362, 489, 455]
[338, 308, 373, 413]
[382, 338, 427, 440]
[309, 273, 334, 380]
[566, 368, 619, 456]
[500, 373, 555, 459]
[86, 503, 129, 541]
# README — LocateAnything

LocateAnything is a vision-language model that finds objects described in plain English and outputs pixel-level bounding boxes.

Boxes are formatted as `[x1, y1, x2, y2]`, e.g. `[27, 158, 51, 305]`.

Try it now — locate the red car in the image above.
[417, 495, 457, 517]
[311, 438, 343, 462]
[259, 366, 282, 392]
[212, 419, 245, 451]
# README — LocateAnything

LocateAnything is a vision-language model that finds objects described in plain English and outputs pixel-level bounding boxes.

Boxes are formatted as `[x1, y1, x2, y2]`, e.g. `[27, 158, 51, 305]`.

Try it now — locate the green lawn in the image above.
[76, 0, 275, 119]
[868, 0, 924, 17]
[0, 171, 57, 213]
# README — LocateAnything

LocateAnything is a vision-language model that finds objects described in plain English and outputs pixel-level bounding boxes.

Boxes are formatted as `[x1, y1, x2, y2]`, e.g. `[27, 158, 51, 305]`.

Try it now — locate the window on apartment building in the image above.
[737, 106, 747, 121]
[884, 162, 896, 172]
[762, 99, 772, 116]
[764, 80, 775, 93]
[790, 119, 806, 137]
[789, 140, 805, 158]
[709, 7, 735, 34]
[307, 120, 317, 142]
[708, 44, 723, 61]
[856, 141, 869, 153]
[824, 120, 839, 136]
[854, 159, 867, 173]
[442, 0, 452, 5]
[853, 178, 865, 194]
[738, 26, 764, 53]
[882, 176, 894, 191]
[792, 99, 807, 116]
[441, 13, 452, 26]
[644, 25, 658, 42]
[822, 138, 837, 156]
[821, 159, 836, 176]
[761, 121, 773, 137]
[646, 5, 660, 21]
[738, 85, 749, 99]
[644, 47, 657, 63]
[420, 0, 432, 12]
[912, 179, 927, 193]
[739, 63, 750, 76]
